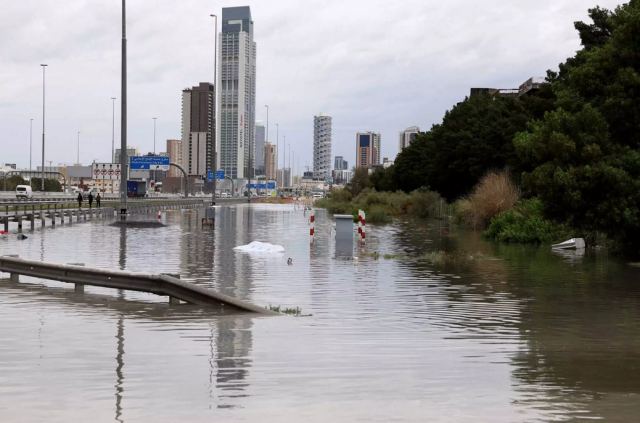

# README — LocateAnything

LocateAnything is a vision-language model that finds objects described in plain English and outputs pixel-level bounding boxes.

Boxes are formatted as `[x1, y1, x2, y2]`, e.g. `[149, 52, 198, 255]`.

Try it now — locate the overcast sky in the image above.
[0, 0, 625, 173]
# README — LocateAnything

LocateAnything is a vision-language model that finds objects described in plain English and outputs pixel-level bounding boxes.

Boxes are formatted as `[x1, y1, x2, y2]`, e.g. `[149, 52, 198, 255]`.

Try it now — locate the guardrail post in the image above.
[162, 273, 182, 305]
[17, 216, 22, 233]
[2, 216, 7, 233]
[3, 254, 20, 282]
[51, 204, 55, 227]
[29, 214, 34, 231]
[67, 263, 85, 292]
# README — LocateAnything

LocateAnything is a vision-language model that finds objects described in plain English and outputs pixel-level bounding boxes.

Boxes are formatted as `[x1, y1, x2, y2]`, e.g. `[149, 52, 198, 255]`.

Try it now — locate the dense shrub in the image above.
[485, 199, 571, 244]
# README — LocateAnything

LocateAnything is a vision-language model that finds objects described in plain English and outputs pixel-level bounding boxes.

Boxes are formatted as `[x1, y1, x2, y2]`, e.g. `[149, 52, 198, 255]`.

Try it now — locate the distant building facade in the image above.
[398, 126, 420, 152]
[181, 82, 215, 177]
[255, 123, 265, 176]
[356, 132, 381, 168]
[114, 148, 139, 165]
[334, 155, 348, 171]
[264, 142, 276, 180]
[332, 169, 353, 185]
[166, 139, 182, 177]
[313, 114, 332, 180]
[470, 76, 547, 98]
[218, 6, 256, 179]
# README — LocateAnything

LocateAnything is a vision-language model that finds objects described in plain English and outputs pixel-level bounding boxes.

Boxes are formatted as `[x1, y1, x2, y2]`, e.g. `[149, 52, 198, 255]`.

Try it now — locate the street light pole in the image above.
[264, 104, 269, 178]
[119, 0, 128, 216]
[40, 64, 47, 191]
[275, 122, 279, 188]
[111, 97, 116, 163]
[152, 117, 157, 154]
[29, 118, 33, 185]
[210, 13, 218, 205]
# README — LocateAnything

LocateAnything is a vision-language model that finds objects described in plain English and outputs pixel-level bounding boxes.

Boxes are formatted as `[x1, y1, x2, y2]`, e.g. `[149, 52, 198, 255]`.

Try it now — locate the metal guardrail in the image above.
[0, 256, 274, 314]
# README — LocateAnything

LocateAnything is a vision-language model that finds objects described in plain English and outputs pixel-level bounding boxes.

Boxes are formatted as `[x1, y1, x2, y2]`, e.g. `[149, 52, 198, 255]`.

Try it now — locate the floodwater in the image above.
[1, 204, 640, 422]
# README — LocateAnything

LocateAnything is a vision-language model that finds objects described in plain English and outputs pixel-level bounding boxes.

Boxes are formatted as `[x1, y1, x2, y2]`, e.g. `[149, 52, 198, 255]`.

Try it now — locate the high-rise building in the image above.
[181, 82, 214, 177]
[264, 142, 276, 180]
[398, 126, 420, 152]
[166, 139, 182, 177]
[115, 148, 139, 165]
[313, 114, 332, 180]
[334, 156, 348, 170]
[255, 122, 265, 175]
[218, 6, 256, 180]
[356, 132, 381, 168]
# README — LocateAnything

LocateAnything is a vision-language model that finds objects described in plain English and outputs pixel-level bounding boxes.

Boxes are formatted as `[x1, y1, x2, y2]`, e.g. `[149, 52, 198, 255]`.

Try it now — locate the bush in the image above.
[367, 205, 392, 224]
[485, 198, 571, 244]
[407, 189, 444, 218]
[459, 171, 519, 229]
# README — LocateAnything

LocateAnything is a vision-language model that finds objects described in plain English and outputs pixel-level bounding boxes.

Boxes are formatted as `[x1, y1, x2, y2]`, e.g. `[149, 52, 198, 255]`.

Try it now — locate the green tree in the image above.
[394, 93, 546, 201]
[347, 167, 371, 196]
[369, 166, 395, 192]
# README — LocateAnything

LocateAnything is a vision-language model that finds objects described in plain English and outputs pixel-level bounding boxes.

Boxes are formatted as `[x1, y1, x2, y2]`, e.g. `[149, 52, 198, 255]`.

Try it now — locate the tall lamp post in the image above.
[29, 118, 33, 186]
[40, 64, 47, 191]
[210, 13, 218, 205]
[264, 104, 269, 179]
[152, 117, 157, 185]
[119, 0, 128, 216]
[275, 123, 279, 188]
[111, 97, 117, 162]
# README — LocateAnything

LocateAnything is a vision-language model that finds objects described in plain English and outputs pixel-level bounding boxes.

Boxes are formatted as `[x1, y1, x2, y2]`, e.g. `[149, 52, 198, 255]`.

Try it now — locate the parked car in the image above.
[15, 185, 33, 199]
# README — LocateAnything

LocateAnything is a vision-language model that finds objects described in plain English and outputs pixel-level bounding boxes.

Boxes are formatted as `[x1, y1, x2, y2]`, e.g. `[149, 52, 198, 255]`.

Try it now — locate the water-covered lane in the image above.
[0, 204, 639, 422]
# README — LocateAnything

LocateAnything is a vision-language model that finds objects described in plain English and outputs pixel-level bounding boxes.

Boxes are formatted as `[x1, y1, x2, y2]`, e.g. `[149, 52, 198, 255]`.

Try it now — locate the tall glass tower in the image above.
[217, 6, 256, 180]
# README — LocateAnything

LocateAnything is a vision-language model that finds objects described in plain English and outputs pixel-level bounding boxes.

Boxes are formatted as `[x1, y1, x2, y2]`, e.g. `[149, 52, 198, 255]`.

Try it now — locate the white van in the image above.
[16, 185, 33, 199]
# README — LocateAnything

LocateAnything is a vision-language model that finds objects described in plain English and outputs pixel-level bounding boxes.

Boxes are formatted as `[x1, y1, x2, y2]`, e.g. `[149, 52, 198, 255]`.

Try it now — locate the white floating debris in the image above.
[551, 238, 585, 250]
[233, 241, 285, 254]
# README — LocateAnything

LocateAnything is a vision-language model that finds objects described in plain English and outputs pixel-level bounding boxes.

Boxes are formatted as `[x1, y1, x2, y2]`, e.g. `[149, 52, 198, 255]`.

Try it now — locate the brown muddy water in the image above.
[0, 203, 639, 422]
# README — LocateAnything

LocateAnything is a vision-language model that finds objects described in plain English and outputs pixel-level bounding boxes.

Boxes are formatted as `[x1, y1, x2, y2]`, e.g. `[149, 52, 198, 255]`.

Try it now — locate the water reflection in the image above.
[390, 218, 640, 420]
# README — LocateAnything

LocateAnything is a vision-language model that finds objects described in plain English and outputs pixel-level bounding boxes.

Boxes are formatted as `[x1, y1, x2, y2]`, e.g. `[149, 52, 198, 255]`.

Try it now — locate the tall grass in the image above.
[315, 188, 446, 224]
[455, 171, 519, 229]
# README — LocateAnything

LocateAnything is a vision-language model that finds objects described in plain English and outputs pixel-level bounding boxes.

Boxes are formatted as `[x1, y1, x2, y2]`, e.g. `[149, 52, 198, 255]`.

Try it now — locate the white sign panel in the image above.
[92, 163, 121, 181]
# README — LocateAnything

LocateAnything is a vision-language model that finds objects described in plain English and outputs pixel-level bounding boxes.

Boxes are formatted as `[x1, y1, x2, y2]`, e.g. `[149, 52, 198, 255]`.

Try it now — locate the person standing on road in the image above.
[77, 192, 83, 209]
[88, 192, 94, 209]
[96, 193, 101, 208]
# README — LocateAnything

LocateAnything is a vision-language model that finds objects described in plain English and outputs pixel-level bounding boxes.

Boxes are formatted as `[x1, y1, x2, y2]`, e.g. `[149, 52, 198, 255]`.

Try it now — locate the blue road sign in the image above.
[248, 182, 276, 190]
[130, 156, 170, 170]
[207, 170, 225, 181]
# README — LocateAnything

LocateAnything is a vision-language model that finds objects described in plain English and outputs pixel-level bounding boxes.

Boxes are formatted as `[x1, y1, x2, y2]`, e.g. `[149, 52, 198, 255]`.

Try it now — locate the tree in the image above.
[347, 168, 371, 196]
[370, 166, 395, 192]
[393, 93, 547, 201]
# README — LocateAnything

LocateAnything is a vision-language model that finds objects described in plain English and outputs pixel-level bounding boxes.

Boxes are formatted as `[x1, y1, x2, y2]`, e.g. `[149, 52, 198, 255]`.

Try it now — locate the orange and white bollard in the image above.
[309, 209, 315, 243]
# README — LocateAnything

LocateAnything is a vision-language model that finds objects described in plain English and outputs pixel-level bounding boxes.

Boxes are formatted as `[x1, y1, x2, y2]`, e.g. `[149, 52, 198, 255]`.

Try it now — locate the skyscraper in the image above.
[218, 6, 256, 180]
[398, 126, 420, 152]
[166, 139, 182, 177]
[264, 142, 276, 180]
[181, 82, 215, 177]
[255, 122, 265, 175]
[313, 114, 332, 180]
[334, 156, 348, 170]
[356, 132, 381, 168]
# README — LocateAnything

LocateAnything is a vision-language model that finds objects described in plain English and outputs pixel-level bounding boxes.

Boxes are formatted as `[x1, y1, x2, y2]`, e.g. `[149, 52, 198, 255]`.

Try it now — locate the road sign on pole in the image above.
[207, 170, 225, 181]
[130, 156, 170, 170]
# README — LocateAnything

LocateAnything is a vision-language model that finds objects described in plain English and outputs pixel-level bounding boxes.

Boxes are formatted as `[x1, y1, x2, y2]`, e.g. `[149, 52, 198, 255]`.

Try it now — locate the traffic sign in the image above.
[92, 163, 121, 180]
[207, 170, 225, 181]
[130, 156, 170, 170]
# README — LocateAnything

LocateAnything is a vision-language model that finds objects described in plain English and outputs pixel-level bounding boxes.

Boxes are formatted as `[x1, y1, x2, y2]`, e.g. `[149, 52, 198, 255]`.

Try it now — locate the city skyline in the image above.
[0, 0, 625, 170]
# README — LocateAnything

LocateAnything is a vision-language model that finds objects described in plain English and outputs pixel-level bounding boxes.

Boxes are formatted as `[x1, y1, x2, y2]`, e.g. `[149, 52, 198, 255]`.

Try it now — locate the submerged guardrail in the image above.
[0, 255, 274, 314]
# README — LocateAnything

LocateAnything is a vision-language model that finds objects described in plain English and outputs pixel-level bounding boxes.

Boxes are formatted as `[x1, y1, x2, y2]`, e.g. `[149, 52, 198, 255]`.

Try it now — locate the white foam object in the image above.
[233, 241, 285, 254]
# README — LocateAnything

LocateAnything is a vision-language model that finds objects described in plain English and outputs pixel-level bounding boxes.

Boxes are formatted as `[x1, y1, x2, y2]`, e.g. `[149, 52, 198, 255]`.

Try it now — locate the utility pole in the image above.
[40, 64, 47, 191]
[119, 0, 128, 216]
[111, 97, 116, 162]
[29, 118, 33, 186]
